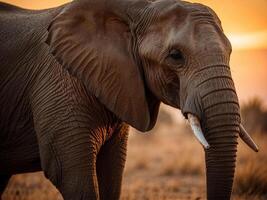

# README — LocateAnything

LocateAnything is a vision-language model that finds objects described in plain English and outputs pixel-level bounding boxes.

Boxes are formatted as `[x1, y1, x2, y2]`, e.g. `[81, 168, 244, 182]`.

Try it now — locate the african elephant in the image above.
[0, 0, 258, 199]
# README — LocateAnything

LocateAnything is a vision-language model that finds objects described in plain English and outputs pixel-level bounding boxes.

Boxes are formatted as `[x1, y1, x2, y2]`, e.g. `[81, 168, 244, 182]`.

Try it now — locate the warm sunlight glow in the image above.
[0, 0, 69, 9]
[227, 31, 267, 50]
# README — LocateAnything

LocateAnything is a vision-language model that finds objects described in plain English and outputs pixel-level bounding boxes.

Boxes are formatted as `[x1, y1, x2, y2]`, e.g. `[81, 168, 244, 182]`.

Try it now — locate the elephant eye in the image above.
[169, 49, 183, 60]
[166, 49, 185, 67]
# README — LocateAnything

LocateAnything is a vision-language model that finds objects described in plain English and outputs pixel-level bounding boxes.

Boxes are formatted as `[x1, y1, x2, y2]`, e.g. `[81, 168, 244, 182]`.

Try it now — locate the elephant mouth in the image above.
[185, 112, 258, 152]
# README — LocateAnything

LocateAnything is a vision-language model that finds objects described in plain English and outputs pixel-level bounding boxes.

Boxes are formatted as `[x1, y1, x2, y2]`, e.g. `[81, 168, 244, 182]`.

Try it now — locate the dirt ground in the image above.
[2, 116, 267, 200]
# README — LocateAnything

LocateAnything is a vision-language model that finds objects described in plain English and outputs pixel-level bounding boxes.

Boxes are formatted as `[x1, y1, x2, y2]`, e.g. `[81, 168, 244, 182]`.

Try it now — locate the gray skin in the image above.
[0, 0, 240, 199]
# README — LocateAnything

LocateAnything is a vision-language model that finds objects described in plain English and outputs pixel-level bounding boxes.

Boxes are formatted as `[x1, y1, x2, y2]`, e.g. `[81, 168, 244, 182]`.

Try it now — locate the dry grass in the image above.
[2, 122, 267, 200]
[3, 173, 62, 200]
[232, 133, 267, 200]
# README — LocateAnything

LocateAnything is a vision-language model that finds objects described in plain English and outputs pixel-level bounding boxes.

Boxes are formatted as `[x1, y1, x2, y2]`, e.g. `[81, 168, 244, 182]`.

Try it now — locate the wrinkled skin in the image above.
[0, 0, 241, 199]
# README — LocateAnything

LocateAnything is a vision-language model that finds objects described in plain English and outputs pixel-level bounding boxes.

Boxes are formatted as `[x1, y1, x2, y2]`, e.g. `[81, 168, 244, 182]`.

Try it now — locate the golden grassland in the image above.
[2, 122, 267, 200]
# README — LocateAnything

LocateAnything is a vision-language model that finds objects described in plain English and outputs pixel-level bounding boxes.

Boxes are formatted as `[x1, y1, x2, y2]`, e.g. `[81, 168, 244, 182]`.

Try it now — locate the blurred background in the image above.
[1, 0, 267, 200]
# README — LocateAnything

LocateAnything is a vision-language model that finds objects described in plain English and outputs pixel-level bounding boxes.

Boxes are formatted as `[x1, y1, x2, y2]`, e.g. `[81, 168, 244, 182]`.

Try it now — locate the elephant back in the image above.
[0, 3, 65, 62]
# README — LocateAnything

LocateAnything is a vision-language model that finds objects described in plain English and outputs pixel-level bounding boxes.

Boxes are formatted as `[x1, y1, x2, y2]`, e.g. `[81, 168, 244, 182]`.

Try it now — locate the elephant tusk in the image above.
[187, 114, 210, 149]
[239, 124, 259, 152]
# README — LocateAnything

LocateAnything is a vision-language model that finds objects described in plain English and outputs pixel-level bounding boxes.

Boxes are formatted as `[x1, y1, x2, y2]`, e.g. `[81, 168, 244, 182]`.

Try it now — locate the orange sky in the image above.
[2, 0, 267, 105]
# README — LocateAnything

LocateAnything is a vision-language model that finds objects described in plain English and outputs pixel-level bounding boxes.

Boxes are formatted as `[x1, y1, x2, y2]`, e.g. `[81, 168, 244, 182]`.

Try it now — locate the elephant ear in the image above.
[46, 0, 152, 131]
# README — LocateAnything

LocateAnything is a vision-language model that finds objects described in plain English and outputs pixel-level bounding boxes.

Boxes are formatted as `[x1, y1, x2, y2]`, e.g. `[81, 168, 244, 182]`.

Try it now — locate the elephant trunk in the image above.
[204, 110, 239, 199]
[183, 61, 241, 199]
[200, 68, 240, 199]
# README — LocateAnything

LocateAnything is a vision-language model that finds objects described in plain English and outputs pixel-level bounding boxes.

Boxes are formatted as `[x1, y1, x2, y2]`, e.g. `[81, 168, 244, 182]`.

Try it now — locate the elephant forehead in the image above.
[140, 0, 221, 39]
[148, 0, 216, 18]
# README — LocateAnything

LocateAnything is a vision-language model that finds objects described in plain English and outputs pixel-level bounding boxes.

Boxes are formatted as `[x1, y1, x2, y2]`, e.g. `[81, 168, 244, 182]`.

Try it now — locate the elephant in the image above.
[0, 0, 259, 199]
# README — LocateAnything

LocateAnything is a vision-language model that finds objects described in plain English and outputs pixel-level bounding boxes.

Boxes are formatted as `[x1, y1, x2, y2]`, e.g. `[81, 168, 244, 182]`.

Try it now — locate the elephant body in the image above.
[0, 3, 60, 174]
[0, 3, 128, 199]
[0, 0, 258, 199]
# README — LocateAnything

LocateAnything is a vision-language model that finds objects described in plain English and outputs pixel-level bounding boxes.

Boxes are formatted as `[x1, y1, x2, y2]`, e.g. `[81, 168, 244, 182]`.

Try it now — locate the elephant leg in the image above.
[30, 63, 123, 199]
[0, 174, 11, 197]
[32, 88, 102, 199]
[39, 136, 100, 200]
[96, 124, 129, 200]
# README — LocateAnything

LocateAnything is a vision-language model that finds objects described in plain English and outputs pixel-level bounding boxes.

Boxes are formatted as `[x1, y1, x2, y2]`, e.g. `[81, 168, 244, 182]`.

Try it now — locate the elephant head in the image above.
[46, 0, 258, 199]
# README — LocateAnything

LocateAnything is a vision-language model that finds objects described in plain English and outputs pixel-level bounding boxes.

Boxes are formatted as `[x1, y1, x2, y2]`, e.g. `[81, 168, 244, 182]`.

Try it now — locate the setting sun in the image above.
[227, 31, 267, 50]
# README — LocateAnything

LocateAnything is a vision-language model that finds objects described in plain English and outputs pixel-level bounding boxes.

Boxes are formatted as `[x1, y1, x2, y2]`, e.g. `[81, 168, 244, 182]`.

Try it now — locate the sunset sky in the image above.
[2, 0, 267, 106]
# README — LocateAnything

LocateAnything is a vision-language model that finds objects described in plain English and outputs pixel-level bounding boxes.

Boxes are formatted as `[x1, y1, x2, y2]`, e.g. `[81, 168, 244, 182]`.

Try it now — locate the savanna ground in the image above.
[2, 100, 267, 200]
